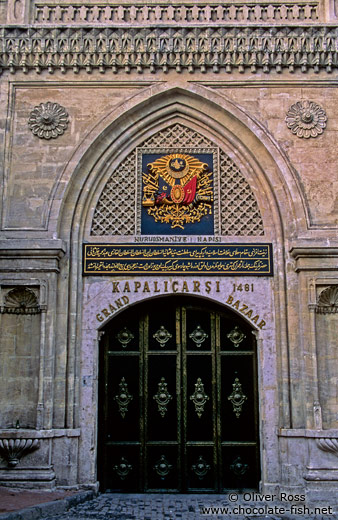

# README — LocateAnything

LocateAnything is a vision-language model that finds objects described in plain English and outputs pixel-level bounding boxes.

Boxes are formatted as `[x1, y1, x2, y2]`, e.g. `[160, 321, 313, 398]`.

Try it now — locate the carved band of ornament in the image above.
[1, 287, 41, 314]
[315, 285, 338, 314]
[33, 2, 319, 25]
[0, 439, 40, 468]
[316, 438, 338, 456]
[0, 27, 337, 75]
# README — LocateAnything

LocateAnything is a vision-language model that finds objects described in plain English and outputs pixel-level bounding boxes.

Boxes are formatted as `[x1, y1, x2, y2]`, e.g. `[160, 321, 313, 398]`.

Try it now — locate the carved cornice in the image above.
[289, 247, 338, 272]
[0, 26, 337, 74]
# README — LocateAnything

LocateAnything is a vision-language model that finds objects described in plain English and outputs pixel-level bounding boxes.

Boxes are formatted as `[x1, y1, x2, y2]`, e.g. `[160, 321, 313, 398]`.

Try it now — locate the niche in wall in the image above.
[0, 287, 41, 429]
[315, 285, 338, 429]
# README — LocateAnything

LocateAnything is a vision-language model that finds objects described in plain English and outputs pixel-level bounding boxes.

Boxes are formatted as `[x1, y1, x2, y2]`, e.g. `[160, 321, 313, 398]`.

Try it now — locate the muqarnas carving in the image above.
[28, 101, 69, 139]
[285, 101, 327, 138]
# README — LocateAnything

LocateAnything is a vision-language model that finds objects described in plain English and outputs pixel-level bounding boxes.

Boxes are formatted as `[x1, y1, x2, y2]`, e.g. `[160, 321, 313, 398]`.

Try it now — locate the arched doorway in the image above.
[98, 296, 260, 492]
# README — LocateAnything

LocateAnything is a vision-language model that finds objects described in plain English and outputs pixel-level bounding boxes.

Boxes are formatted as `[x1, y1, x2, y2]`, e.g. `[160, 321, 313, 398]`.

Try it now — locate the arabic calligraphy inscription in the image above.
[84, 244, 273, 275]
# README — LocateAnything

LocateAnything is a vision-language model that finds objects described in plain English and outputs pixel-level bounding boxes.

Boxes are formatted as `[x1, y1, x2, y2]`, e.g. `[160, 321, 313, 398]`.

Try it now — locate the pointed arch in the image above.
[52, 83, 308, 242]
[90, 122, 265, 237]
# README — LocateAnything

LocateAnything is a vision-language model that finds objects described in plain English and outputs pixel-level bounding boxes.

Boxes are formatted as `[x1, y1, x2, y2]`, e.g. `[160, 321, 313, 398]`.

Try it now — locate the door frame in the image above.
[79, 277, 279, 492]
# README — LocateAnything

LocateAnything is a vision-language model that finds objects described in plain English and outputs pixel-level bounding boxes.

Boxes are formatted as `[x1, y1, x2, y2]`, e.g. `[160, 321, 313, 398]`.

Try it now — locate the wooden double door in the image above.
[98, 296, 260, 492]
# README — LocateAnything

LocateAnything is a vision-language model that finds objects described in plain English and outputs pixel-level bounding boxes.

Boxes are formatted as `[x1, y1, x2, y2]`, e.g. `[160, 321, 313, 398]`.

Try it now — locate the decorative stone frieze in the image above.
[315, 285, 338, 314]
[0, 26, 337, 74]
[33, 1, 320, 26]
[1, 287, 40, 314]
[28, 102, 69, 140]
[0, 439, 40, 468]
[285, 101, 327, 138]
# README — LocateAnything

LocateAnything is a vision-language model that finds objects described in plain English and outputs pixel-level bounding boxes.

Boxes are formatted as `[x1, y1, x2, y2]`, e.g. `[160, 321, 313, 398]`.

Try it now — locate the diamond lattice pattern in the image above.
[219, 152, 264, 236]
[91, 124, 264, 236]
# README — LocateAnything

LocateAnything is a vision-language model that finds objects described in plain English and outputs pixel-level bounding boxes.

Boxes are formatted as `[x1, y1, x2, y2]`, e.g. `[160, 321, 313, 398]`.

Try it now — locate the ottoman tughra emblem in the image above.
[142, 153, 213, 229]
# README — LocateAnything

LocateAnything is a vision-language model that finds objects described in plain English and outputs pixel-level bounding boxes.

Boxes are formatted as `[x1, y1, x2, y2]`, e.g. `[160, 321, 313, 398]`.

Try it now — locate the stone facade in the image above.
[0, 0, 337, 502]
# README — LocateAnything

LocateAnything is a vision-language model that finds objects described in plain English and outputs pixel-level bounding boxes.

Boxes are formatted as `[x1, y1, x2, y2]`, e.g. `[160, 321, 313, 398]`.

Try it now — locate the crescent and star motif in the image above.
[142, 153, 213, 230]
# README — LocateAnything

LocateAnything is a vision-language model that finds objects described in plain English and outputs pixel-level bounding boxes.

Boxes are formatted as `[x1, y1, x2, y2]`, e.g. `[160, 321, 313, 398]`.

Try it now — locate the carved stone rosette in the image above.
[28, 102, 69, 139]
[0, 439, 39, 468]
[285, 101, 327, 138]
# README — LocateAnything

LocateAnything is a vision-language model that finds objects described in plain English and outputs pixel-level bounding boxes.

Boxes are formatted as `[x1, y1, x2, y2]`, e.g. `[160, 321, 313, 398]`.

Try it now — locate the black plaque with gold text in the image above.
[83, 244, 273, 276]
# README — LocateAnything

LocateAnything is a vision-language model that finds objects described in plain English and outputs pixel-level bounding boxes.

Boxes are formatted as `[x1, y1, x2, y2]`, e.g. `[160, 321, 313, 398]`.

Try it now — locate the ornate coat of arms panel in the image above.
[139, 149, 217, 235]
[91, 124, 264, 237]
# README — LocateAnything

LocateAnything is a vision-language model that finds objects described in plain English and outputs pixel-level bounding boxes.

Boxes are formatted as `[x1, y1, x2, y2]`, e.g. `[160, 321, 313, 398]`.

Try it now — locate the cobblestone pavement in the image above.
[40, 493, 338, 520]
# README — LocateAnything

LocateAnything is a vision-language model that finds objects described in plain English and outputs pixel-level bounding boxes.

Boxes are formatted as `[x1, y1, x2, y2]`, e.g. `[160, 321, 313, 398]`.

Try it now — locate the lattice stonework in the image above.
[91, 151, 136, 235]
[219, 152, 264, 236]
[91, 124, 264, 235]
